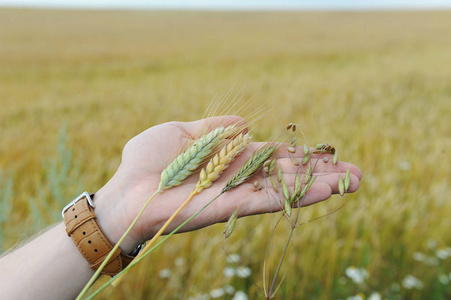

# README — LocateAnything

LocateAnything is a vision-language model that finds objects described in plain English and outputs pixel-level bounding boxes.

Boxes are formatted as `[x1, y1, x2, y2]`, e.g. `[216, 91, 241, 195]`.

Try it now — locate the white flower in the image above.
[159, 268, 171, 278]
[227, 253, 241, 263]
[413, 252, 426, 262]
[345, 266, 369, 284]
[402, 275, 423, 290]
[425, 257, 439, 266]
[175, 257, 186, 266]
[224, 285, 235, 294]
[346, 294, 364, 300]
[436, 248, 451, 260]
[237, 267, 252, 278]
[398, 161, 411, 171]
[438, 274, 449, 285]
[427, 239, 437, 250]
[210, 288, 225, 298]
[232, 291, 248, 300]
[368, 292, 382, 300]
[223, 267, 236, 277]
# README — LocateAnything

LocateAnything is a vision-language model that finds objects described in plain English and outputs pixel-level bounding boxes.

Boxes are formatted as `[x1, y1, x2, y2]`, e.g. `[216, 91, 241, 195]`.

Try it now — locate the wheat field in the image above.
[0, 8, 450, 299]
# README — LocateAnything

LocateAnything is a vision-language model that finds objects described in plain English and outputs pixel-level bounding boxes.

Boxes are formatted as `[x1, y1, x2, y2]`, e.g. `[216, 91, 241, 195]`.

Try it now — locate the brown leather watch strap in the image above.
[63, 193, 134, 276]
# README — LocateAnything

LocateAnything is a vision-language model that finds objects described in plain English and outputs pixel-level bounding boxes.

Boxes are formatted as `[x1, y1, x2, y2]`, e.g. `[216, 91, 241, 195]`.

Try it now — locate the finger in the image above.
[237, 143, 362, 178]
[251, 172, 358, 200]
[274, 158, 361, 179]
[310, 173, 360, 194]
[251, 161, 360, 191]
[233, 181, 333, 217]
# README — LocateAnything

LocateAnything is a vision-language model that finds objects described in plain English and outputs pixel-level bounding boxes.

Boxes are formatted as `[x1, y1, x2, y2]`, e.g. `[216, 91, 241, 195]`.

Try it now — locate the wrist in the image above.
[93, 188, 139, 254]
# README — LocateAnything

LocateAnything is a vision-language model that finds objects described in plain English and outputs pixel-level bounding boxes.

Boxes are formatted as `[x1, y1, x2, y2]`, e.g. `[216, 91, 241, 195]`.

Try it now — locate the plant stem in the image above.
[111, 189, 198, 286]
[86, 193, 223, 299]
[267, 225, 293, 298]
[76, 189, 161, 300]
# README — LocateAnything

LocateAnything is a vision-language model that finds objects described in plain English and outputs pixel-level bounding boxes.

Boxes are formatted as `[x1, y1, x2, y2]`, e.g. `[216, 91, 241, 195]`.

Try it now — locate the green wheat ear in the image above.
[159, 126, 233, 191]
[222, 145, 277, 193]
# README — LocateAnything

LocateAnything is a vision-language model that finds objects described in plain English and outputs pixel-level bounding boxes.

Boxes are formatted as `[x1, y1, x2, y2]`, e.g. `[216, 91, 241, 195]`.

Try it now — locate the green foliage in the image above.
[0, 171, 13, 249]
[0, 126, 85, 252]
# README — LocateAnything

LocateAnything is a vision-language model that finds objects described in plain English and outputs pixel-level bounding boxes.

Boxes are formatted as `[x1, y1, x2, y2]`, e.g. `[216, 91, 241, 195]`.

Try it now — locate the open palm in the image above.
[94, 116, 362, 253]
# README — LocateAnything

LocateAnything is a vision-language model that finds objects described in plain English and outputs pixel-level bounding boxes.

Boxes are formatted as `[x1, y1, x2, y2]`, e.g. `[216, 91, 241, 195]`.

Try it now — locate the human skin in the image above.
[0, 116, 362, 299]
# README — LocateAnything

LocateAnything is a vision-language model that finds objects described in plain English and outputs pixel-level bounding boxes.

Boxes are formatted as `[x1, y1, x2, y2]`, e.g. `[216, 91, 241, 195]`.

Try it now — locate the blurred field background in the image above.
[1, 8, 451, 299]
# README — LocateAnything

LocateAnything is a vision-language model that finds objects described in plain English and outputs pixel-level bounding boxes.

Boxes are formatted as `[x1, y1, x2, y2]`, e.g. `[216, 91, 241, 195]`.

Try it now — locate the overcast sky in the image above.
[1, 0, 451, 10]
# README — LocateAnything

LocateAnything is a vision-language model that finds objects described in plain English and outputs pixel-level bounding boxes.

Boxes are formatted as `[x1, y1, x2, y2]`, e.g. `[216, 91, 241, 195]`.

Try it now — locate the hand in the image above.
[94, 116, 362, 253]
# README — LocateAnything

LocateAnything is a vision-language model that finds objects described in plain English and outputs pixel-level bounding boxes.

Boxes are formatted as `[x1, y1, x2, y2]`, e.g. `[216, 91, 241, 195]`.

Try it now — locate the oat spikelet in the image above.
[195, 133, 251, 193]
[224, 209, 238, 238]
[302, 151, 311, 165]
[338, 175, 345, 196]
[333, 150, 339, 166]
[290, 173, 301, 203]
[270, 175, 279, 193]
[304, 164, 312, 183]
[344, 167, 351, 192]
[222, 145, 277, 193]
[303, 144, 309, 155]
[159, 126, 233, 191]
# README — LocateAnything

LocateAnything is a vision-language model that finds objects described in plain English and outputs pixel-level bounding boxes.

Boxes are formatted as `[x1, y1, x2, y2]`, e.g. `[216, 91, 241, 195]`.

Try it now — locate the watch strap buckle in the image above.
[61, 191, 95, 218]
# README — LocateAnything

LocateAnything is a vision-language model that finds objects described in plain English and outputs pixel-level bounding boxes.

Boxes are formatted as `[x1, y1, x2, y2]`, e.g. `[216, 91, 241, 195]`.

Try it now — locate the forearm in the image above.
[0, 223, 94, 300]
[0, 188, 139, 300]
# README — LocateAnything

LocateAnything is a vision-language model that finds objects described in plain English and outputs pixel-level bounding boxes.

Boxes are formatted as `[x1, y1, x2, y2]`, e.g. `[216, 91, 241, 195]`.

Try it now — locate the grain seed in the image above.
[302, 151, 311, 165]
[270, 175, 279, 193]
[290, 173, 301, 203]
[269, 159, 276, 174]
[306, 175, 316, 189]
[224, 210, 238, 238]
[277, 166, 283, 182]
[281, 179, 290, 202]
[287, 146, 296, 153]
[338, 175, 345, 196]
[284, 198, 292, 217]
[304, 164, 312, 184]
[344, 167, 351, 192]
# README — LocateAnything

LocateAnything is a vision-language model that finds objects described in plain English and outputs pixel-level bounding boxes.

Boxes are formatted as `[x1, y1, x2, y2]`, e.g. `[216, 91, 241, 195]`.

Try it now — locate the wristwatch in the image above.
[62, 192, 139, 276]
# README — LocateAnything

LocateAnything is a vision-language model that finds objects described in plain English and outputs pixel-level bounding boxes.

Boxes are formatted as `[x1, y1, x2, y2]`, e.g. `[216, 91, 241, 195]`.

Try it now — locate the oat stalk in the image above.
[267, 174, 318, 299]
